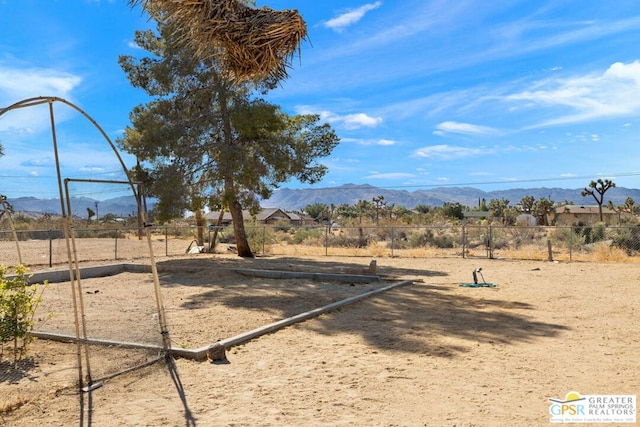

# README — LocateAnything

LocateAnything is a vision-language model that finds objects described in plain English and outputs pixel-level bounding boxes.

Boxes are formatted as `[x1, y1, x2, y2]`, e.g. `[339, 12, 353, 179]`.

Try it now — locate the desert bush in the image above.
[328, 232, 369, 248]
[272, 221, 293, 233]
[574, 222, 606, 244]
[591, 242, 629, 262]
[245, 226, 277, 253]
[612, 225, 640, 255]
[407, 230, 456, 249]
[291, 227, 323, 244]
[0, 265, 48, 362]
[549, 227, 586, 249]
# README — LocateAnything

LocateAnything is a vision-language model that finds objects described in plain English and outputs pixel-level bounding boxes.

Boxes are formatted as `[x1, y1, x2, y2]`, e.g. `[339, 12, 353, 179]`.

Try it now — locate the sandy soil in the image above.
[1, 253, 639, 426]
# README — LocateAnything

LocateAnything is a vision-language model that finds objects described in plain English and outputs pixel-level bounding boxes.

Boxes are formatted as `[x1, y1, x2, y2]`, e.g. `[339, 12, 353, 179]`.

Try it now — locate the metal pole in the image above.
[49, 102, 87, 392]
[64, 179, 94, 388]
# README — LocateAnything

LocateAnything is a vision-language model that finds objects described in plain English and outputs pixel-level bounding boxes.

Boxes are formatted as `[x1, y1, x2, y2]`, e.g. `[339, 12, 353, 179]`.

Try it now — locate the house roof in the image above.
[204, 208, 311, 223]
[555, 205, 616, 214]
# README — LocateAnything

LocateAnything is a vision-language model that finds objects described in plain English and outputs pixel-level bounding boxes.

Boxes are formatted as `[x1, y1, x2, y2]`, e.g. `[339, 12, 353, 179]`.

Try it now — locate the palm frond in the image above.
[130, 0, 307, 82]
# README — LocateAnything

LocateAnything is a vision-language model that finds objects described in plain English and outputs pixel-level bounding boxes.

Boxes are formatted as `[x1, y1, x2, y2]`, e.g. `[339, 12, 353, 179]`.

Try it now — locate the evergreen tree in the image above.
[118, 19, 339, 257]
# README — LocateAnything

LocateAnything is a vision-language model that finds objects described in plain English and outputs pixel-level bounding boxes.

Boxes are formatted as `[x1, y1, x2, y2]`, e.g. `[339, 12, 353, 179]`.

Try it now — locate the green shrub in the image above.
[292, 228, 323, 244]
[407, 230, 456, 249]
[0, 265, 48, 362]
[612, 225, 640, 255]
[244, 226, 277, 253]
[328, 233, 368, 248]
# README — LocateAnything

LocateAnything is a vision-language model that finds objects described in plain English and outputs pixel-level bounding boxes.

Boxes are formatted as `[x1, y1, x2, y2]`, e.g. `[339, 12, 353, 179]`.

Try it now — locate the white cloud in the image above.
[0, 67, 81, 102]
[363, 172, 416, 180]
[413, 144, 492, 160]
[324, 2, 383, 32]
[378, 139, 397, 146]
[342, 113, 383, 129]
[507, 60, 640, 127]
[341, 137, 398, 146]
[0, 66, 82, 133]
[434, 121, 502, 136]
[294, 105, 383, 130]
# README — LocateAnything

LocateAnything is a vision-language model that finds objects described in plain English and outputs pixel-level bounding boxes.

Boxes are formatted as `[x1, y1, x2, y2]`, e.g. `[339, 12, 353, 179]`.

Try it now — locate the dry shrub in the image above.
[591, 242, 629, 262]
[132, 0, 307, 81]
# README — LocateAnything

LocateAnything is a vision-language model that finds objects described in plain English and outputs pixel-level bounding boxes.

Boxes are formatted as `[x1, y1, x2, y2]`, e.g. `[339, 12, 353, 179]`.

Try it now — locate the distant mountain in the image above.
[262, 184, 640, 211]
[8, 196, 148, 218]
[7, 185, 640, 216]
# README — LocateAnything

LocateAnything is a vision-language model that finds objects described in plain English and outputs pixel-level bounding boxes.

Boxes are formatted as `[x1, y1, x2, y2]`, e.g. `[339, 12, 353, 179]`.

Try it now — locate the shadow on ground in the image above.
[0, 357, 38, 384]
[155, 256, 568, 358]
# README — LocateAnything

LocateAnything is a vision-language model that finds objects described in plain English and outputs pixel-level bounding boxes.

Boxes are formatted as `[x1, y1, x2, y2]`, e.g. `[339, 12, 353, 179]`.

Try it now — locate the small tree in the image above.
[0, 265, 48, 362]
[414, 204, 430, 214]
[440, 202, 465, 221]
[519, 195, 535, 213]
[581, 179, 616, 222]
[304, 203, 329, 223]
[356, 200, 372, 224]
[488, 198, 510, 224]
[532, 197, 554, 226]
[372, 195, 386, 225]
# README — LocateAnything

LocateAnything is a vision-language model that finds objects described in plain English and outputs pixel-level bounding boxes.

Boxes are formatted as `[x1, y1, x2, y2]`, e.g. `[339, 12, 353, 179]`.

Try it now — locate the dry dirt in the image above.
[1, 253, 639, 426]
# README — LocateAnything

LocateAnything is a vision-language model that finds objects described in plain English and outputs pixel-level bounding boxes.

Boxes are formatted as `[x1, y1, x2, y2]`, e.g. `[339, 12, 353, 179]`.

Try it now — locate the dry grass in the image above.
[265, 241, 640, 263]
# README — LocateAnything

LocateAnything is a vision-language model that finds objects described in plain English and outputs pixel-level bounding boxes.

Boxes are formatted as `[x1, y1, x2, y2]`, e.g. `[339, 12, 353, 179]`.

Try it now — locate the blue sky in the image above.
[1, 0, 640, 201]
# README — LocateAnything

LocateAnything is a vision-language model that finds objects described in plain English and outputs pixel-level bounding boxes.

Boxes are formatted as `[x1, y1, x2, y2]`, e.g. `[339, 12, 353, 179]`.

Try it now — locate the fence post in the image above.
[49, 229, 53, 268]
[462, 224, 466, 258]
[325, 225, 329, 256]
[114, 228, 118, 260]
[262, 226, 266, 254]
[569, 226, 573, 262]
[488, 225, 493, 259]
[391, 226, 395, 257]
[165, 226, 169, 257]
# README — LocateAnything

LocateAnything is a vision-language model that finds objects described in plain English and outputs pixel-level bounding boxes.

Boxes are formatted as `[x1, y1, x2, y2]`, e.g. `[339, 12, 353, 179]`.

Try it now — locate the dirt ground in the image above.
[1, 253, 639, 426]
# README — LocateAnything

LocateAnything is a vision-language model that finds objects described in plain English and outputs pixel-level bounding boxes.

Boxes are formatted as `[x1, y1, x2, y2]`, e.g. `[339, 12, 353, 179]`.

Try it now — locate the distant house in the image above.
[204, 208, 313, 226]
[551, 205, 619, 226]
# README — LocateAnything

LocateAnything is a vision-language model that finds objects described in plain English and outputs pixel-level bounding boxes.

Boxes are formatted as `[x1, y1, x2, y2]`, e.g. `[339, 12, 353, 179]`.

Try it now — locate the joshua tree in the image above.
[581, 179, 616, 222]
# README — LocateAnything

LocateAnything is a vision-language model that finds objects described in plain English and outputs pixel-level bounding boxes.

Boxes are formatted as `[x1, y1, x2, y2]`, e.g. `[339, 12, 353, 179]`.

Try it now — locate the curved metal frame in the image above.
[0, 96, 171, 396]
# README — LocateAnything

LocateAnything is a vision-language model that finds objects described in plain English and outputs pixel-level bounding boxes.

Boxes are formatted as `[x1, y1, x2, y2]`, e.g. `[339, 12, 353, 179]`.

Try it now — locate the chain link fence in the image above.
[2, 223, 639, 267]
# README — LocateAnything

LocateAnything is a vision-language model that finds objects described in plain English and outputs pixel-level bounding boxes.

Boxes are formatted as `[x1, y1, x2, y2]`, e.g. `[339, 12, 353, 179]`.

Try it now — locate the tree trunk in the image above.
[598, 204, 604, 222]
[228, 198, 254, 258]
[208, 209, 226, 253]
[217, 75, 253, 258]
[194, 209, 205, 246]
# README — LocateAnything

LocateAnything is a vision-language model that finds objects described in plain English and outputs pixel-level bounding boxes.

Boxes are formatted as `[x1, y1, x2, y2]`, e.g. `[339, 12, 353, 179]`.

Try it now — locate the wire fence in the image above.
[1, 223, 640, 267]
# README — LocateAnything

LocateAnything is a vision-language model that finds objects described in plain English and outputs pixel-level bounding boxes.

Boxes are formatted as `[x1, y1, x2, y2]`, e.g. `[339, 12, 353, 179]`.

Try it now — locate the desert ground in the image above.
[1, 251, 639, 426]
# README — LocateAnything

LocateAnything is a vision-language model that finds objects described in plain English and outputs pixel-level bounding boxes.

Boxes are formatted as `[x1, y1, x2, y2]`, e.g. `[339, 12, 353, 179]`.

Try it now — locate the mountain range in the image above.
[6, 184, 640, 216]
[261, 184, 640, 211]
[6, 196, 145, 219]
